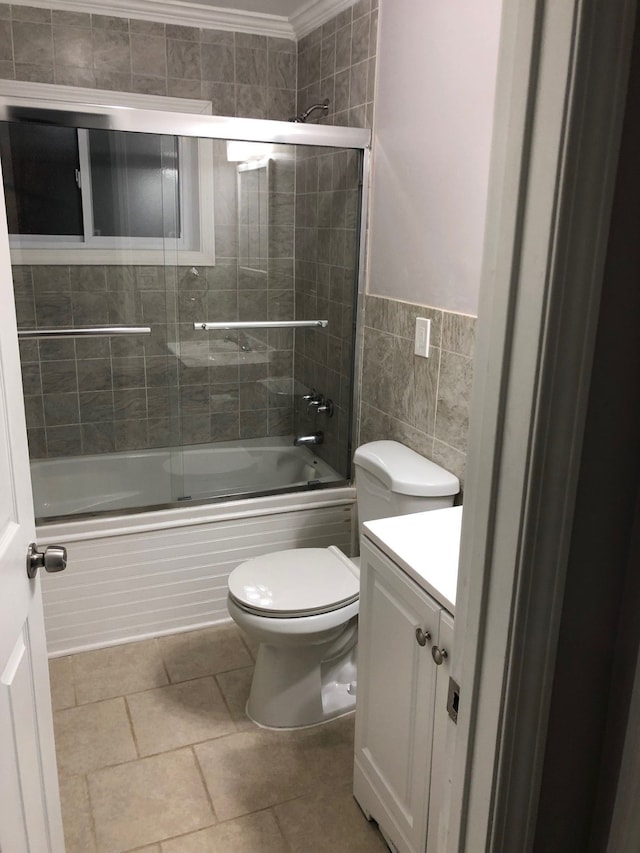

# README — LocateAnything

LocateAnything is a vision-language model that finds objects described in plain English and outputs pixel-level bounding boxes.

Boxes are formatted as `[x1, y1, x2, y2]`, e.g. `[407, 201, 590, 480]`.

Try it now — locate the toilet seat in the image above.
[228, 546, 359, 618]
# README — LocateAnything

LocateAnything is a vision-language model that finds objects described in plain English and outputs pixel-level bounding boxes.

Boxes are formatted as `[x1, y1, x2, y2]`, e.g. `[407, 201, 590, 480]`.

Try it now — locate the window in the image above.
[0, 81, 215, 266]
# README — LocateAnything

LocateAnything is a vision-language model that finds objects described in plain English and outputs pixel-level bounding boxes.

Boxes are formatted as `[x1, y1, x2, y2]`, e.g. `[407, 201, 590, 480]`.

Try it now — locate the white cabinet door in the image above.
[354, 539, 442, 853]
[0, 165, 64, 852]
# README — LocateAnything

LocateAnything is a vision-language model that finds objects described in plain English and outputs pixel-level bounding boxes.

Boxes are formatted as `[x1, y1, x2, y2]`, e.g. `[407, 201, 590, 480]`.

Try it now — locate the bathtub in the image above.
[35, 438, 356, 656]
[31, 436, 341, 521]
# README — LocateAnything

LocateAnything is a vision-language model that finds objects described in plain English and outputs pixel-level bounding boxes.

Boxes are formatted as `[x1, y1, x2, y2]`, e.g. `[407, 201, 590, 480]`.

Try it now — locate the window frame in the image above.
[0, 81, 215, 266]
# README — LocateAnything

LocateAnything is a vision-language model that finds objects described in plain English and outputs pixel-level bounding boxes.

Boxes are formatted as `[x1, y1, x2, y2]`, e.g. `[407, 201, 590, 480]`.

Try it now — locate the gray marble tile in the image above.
[11, 4, 50, 22]
[351, 13, 370, 65]
[201, 80, 235, 115]
[434, 351, 474, 453]
[131, 33, 166, 77]
[45, 424, 81, 456]
[90, 14, 128, 31]
[266, 86, 295, 121]
[335, 23, 351, 72]
[235, 32, 266, 51]
[414, 345, 440, 436]
[72, 292, 109, 325]
[200, 42, 234, 82]
[40, 359, 77, 394]
[53, 25, 92, 67]
[12, 21, 53, 65]
[442, 310, 476, 357]
[167, 76, 200, 98]
[235, 46, 267, 86]
[268, 49, 295, 89]
[349, 59, 367, 108]
[94, 69, 132, 91]
[81, 421, 115, 453]
[0, 19, 11, 60]
[206, 411, 237, 441]
[79, 390, 114, 423]
[21, 363, 41, 395]
[27, 427, 47, 458]
[24, 395, 44, 428]
[182, 413, 212, 443]
[131, 74, 166, 95]
[432, 438, 466, 494]
[200, 27, 234, 45]
[77, 358, 112, 392]
[167, 38, 200, 80]
[166, 23, 198, 41]
[15, 62, 53, 82]
[52, 9, 90, 27]
[115, 418, 149, 450]
[92, 28, 130, 73]
[391, 336, 415, 426]
[130, 18, 164, 36]
[42, 392, 80, 427]
[0, 59, 14, 78]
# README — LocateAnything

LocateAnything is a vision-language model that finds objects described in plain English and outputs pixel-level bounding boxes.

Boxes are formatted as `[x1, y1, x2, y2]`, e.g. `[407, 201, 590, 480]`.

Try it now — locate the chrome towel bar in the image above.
[194, 320, 328, 331]
[18, 326, 152, 340]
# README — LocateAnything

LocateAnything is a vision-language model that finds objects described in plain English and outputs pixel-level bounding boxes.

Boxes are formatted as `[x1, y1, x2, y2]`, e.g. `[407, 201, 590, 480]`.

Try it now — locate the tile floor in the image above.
[49, 622, 388, 853]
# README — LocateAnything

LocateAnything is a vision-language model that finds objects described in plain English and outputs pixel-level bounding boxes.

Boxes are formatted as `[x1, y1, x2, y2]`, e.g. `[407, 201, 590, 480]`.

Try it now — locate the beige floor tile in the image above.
[88, 748, 215, 853]
[128, 846, 161, 852]
[127, 677, 236, 756]
[49, 656, 75, 710]
[73, 639, 168, 704]
[274, 783, 388, 852]
[237, 627, 259, 660]
[215, 666, 255, 732]
[54, 697, 137, 776]
[194, 729, 314, 821]
[160, 810, 287, 853]
[59, 774, 97, 853]
[294, 713, 356, 790]
[158, 624, 252, 683]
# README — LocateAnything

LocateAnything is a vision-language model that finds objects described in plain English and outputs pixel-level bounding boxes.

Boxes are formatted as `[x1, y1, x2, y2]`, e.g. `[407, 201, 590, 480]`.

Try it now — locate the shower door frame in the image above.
[0, 93, 372, 519]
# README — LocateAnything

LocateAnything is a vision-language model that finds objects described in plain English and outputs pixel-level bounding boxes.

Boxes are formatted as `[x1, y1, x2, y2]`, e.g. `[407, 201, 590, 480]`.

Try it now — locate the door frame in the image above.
[447, 0, 637, 850]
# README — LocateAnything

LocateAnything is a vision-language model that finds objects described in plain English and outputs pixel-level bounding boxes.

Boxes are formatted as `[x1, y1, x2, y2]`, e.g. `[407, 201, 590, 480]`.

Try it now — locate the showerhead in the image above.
[288, 98, 330, 123]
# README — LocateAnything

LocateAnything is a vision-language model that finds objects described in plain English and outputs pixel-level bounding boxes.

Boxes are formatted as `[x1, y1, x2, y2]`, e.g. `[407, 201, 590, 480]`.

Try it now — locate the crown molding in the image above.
[290, 0, 354, 39]
[9, 0, 298, 38]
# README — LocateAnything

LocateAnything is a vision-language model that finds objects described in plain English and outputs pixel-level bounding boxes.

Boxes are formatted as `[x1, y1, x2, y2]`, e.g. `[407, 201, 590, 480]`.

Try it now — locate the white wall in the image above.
[368, 0, 502, 315]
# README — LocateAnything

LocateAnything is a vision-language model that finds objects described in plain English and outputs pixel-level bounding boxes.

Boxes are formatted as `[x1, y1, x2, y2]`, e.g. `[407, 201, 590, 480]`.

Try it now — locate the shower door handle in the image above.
[26, 542, 67, 579]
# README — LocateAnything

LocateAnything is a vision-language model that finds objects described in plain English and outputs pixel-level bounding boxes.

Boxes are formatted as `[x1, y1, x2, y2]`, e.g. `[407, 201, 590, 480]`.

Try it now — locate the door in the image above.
[0, 160, 64, 851]
[354, 538, 441, 853]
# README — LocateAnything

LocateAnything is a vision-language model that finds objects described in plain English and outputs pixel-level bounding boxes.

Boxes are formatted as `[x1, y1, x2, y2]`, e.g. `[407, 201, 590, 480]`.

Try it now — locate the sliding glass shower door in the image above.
[0, 102, 368, 521]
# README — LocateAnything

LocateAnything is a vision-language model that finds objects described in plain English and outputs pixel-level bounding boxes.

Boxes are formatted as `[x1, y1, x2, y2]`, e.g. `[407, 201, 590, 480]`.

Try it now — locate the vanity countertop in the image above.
[362, 505, 463, 614]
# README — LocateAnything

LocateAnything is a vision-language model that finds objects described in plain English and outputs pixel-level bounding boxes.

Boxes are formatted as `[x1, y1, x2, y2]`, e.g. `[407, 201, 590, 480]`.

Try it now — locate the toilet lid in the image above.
[228, 547, 360, 617]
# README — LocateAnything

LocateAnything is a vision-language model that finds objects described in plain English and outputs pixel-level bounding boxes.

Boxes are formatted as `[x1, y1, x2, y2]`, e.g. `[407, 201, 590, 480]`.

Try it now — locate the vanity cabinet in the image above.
[354, 536, 456, 853]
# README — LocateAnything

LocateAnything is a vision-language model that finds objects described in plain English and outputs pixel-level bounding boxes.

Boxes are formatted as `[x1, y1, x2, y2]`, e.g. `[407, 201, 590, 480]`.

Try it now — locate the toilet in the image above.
[226, 440, 460, 729]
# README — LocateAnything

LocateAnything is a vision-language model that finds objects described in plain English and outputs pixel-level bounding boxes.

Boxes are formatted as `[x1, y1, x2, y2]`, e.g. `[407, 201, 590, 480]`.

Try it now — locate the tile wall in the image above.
[296, 0, 378, 128]
[359, 295, 476, 491]
[0, 5, 297, 117]
[17, 141, 297, 458]
[291, 0, 377, 476]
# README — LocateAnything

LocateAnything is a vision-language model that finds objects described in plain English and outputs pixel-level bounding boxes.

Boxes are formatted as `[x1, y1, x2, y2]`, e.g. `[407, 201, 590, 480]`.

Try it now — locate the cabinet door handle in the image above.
[431, 645, 448, 665]
[415, 627, 431, 647]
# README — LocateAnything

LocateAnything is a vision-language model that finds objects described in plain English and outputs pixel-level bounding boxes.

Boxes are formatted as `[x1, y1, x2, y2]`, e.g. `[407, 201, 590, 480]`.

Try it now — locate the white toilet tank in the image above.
[353, 440, 460, 531]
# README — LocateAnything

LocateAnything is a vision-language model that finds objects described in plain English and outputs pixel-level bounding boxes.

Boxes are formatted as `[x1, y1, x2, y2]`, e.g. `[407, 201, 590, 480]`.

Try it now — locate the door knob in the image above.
[431, 645, 448, 665]
[415, 627, 431, 647]
[26, 542, 67, 579]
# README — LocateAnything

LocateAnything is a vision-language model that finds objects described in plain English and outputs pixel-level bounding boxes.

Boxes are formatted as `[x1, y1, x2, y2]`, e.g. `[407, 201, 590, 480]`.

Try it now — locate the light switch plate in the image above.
[414, 317, 431, 358]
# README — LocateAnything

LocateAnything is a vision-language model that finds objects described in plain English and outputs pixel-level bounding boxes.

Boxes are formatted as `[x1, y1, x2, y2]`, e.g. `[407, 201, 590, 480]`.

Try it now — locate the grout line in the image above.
[82, 771, 101, 853]
[190, 743, 219, 823]
[123, 694, 141, 759]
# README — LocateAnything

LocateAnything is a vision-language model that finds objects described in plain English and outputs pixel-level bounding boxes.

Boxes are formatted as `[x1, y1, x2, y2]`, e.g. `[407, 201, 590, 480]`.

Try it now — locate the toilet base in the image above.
[246, 616, 358, 729]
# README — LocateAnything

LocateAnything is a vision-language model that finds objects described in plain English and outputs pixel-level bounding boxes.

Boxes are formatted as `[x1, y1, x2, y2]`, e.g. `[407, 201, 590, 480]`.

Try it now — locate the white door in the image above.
[0, 166, 65, 851]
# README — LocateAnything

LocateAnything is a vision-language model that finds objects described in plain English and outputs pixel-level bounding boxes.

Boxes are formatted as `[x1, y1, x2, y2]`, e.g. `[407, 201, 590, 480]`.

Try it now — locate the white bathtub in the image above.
[35, 440, 355, 656]
[30, 436, 340, 520]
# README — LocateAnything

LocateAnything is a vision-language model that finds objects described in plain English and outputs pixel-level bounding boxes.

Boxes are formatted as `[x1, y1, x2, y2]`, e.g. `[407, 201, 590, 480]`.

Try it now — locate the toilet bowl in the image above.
[228, 546, 359, 729]
[227, 440, 460, 729]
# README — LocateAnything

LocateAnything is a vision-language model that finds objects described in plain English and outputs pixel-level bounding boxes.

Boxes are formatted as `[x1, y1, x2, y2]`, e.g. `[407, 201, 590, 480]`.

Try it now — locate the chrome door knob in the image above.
[26, 543, 67, 579]
[431, 646, 448, 665]
[415, 627, 431, 647]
